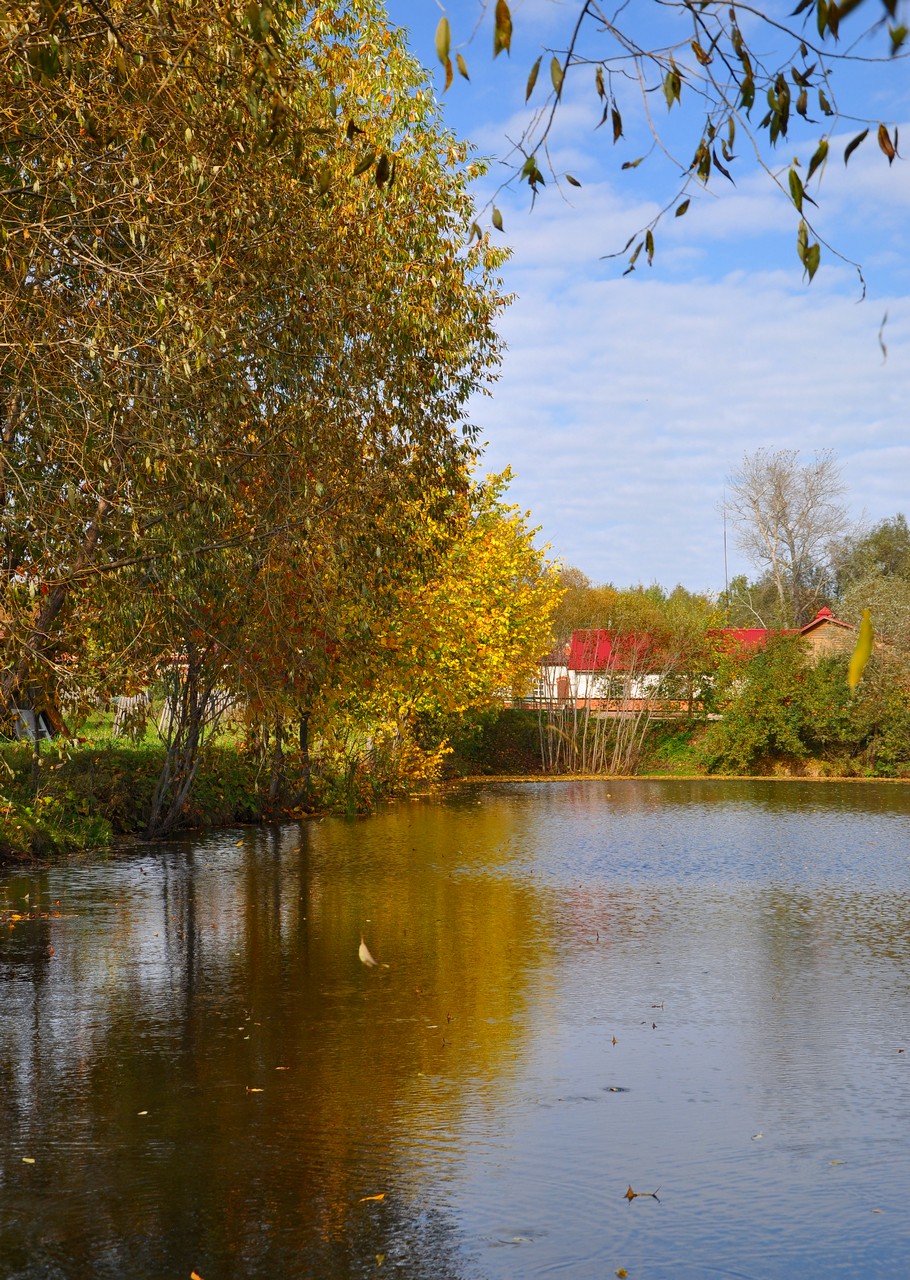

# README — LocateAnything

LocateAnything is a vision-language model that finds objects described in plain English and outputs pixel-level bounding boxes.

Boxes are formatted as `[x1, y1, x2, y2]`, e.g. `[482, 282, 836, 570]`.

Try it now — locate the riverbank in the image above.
[0, 741, 266, 864]
[4, 703, 908, 865]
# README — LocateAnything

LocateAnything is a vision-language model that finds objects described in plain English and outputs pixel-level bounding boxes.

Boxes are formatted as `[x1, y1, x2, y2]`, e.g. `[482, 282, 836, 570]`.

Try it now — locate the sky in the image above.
[384, 0, 910, 595]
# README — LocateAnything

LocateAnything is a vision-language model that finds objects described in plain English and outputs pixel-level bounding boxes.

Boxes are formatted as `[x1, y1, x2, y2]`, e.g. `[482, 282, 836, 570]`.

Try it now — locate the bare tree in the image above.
[725, 450, 850, 627]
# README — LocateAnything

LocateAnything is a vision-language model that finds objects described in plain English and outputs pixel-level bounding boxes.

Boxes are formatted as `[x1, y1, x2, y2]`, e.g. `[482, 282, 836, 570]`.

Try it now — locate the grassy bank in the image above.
[0, 740, 266, 864]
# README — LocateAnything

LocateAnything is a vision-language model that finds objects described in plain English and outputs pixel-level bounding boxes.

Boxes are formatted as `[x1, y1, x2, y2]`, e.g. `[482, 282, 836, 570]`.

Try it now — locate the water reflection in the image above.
[2, 780, 910, 1278]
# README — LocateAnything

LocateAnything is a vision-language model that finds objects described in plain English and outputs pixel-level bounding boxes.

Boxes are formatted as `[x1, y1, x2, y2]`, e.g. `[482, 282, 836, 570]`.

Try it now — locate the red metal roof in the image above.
[708, 627, 775, 654]
[568, 629, 654, 671]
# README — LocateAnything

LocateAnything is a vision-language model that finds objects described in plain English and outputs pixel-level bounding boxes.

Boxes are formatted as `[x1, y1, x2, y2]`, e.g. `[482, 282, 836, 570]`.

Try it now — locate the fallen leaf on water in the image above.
[190, 1270, 205, 1279]
[376, 1255, 385, 1266]
[275, 1066, 290, 1071]
[359, 936, 378, 967]
[246, 1087, 264, 1094]
[751, 1132, 763, 1141]
[359, 1193, 385, 1203]
[625, 1185, 660, 1202]
[616, 1270, 628, 1278]
[22, 1157, 35, 1164]
[830, 1160, 845, 1165]
[138, 1110, 148, 1116]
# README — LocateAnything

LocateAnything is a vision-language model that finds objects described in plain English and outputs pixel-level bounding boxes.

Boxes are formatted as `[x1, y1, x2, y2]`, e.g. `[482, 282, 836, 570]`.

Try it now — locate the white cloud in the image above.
[390, 1, 910, 591]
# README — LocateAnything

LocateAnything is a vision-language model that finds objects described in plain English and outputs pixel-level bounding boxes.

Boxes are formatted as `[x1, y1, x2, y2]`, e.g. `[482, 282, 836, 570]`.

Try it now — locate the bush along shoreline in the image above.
[4, 655, 910, 867]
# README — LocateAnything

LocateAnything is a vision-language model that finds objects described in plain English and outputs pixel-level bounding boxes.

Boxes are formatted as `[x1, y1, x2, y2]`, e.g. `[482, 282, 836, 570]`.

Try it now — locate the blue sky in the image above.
[385, 1, 910, 595]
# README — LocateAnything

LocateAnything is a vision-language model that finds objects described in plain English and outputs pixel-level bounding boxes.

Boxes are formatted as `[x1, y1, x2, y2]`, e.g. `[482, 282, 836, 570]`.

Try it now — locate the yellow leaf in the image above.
[493, 0, 512, 57]
[847, 608, 874, 691]
[359, 1192, 385, 1202]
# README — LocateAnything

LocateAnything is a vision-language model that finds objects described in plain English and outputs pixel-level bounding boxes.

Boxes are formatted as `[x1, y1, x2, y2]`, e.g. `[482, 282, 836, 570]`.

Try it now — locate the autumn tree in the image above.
[432, 0, 906, 280]
[1, 1, 511, 831]
[724, 449, 850, 627]
[0, 2, 506, 735]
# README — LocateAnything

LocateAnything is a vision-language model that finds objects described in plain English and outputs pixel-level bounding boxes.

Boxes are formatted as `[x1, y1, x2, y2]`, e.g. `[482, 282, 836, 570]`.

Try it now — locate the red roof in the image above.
[799, 607, 854, 635]
[568, 629, 654, 671]
[708, 627, 775, 654]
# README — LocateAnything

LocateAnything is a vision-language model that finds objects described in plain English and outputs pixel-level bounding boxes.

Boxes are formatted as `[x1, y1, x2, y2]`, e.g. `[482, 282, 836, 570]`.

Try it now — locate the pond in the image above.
[2, 779, 910, 1279]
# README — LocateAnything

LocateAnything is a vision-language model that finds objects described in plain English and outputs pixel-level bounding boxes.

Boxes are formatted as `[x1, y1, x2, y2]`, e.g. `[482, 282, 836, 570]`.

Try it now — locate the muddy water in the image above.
[2, 779, 909, 1278]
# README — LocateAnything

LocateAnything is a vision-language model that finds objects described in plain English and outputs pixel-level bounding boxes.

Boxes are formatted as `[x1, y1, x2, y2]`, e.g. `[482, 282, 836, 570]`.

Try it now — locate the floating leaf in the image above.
[493, 0, 512, 57]
[847, 608, 874, 690]
[359, 936, 378, 966]
[359, 1193, 386, 1202]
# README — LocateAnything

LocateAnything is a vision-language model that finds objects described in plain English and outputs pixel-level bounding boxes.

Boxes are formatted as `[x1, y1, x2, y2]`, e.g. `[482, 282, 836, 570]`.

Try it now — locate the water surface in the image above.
[2, 779, 909, 1278]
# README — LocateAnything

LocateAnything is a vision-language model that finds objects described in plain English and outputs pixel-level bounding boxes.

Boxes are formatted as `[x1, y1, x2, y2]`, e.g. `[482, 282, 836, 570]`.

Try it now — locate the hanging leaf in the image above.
[493, 0, 512, 57]
[491, 206, 504, 231]
[595, 66, 605, 99]
[353, 149, 376, 176]
[788, 166, 804, 211]
[621, 156, 644, 170]
[645, 229, 655, 264]
[525, 55, 541, 101]
[663, 67, 681, 108]
[443, 56, 453, 93]
[550, 56, 564, 97]
[565, 173, 582, 187]
[805, 241, 820, 280]
[375, 153, 390, 188]
[456, 52, 470, 81]
[806, 138, 828, 183]
[847, 609, 874, 690]
[611, 107, 623, 142]
[844, 128, 868, 164]
[435, 16, 450, 66]
[675, 198, 690, 217]
[877, 122, 896, 164]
